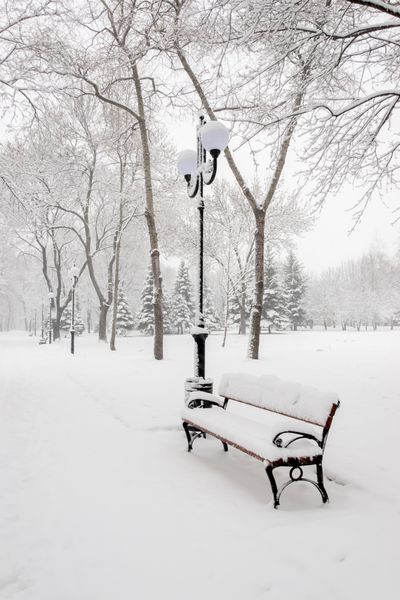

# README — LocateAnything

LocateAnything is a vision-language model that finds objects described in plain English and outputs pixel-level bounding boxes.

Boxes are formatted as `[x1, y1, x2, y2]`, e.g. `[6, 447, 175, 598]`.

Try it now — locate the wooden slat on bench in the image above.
[223, 395, 329, 428]
[184, 418, 321, 467]
[185, 418, 265, 461]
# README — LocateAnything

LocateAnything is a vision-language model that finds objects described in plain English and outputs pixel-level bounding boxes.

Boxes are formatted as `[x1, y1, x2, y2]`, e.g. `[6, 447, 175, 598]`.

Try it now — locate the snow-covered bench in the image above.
[182, 373, 340, 508]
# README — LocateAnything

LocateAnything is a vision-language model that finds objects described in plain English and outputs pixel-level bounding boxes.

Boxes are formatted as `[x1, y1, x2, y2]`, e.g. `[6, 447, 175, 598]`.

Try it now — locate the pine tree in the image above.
[75, 312, 85, 335]
[60, 307, 72, 336]
[171, 261, 195, 334]
[203, 283, 220, 332]
[262, 255, 284, 333]
[136, 267, 155, 335]
[229, 291, 251, 334]
[115, 288, 135, 336]
[59, 306, 85, 336]
[282, 251, 307, 331]
[163, 291, 174, 334]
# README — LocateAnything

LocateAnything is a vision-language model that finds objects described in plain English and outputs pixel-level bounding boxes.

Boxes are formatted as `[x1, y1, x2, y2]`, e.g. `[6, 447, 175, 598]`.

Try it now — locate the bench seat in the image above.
[182, 405, 321, 465]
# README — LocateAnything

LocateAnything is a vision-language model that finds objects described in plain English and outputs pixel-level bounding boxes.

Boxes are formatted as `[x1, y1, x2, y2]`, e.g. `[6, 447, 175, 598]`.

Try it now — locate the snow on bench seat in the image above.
[219, 373, 339, 427]
[181, 405, 321, 464]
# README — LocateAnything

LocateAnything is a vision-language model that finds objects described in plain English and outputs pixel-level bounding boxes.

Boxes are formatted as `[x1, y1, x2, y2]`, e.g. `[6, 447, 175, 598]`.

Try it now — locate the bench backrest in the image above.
[218, 373, 340, 428]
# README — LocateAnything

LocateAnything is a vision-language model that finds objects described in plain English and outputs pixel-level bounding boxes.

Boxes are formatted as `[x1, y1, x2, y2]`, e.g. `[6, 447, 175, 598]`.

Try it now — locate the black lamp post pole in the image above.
[70, 276, 77, 355]
[41, 304, 44, 338]
[48, 299, 53, 344]
[193, 115, 208, 380]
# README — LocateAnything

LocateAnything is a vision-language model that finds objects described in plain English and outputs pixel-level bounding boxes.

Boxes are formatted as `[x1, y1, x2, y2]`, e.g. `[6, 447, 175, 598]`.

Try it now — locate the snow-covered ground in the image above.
[0, 330, 399, 600]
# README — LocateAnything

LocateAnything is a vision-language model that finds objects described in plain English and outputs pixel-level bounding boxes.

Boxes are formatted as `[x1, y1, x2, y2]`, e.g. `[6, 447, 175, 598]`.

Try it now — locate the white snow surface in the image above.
[1, 330, 399, 600]
[218, 372, 339, 426]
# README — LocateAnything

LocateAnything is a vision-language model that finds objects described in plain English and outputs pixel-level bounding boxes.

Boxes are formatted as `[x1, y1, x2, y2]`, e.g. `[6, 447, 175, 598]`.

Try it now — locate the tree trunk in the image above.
[222, 300, 229, 347]
[247, 212, 266, 359]
[239, 285, 247, 335]
[99, 304, 109, 342]
[110, 232, 121, 352]
[53, 312, 61, 341]
[131, 63, 163, 359]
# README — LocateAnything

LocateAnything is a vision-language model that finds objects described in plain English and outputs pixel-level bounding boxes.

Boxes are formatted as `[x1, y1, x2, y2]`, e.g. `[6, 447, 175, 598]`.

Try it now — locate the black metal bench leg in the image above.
[316, 463, 329, 503]
[182, 422, 193, 452]
[265, 465, 280, 508]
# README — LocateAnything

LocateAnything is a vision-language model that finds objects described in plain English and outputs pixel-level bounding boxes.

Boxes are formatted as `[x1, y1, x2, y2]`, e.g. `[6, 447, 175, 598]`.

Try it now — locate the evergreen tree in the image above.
[60, 304, 85, 336]
[59, 306, 85, 336]
[262, 255, 284, 332]
[163, 291, 174, 334]
[74, 312, 85, 335]
[136, 267, 155, 335]
[115, 288, 135, 335]
[171, 261, 195, 334]
[229, 291, 251, 334]
[282, 251, 307, 330]
[60, 307, 72, 336]
[203, 283, 220, 332]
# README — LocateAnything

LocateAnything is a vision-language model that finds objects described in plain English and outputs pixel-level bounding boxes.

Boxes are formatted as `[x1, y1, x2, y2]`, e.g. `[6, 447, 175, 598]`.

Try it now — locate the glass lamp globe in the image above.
[200, 121, 229, 157]
[48, 291, 55, 299]
[69, 266, 79, 280]
[177, 150, 197, 177]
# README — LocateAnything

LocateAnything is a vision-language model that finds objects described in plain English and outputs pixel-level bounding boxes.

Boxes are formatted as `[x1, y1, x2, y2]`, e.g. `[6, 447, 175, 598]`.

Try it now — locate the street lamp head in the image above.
[200, 121, 229, 156]
[177, 149, 197, 178]
[69, 265, 79, 280]
[47, 291, 55, 299]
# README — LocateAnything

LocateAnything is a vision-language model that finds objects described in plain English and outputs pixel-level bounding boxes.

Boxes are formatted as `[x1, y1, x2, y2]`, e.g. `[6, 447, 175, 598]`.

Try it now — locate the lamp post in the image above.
[39, 302, 46, 344]
[47, 292, 55, 344]
[177, 114, 229, 399]
[69, 265, 79, 355]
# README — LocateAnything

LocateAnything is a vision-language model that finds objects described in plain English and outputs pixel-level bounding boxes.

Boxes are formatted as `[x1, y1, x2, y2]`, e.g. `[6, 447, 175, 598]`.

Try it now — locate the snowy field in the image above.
[0, 329, 399, 600]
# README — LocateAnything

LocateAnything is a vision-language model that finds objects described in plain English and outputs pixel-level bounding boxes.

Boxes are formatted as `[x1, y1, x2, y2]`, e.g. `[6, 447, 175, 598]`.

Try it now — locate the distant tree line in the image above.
[306, 248, 400, 330]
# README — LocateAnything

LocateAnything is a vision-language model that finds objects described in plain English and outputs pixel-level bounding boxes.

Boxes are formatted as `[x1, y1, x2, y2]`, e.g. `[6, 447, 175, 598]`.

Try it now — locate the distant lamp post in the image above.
[177, 114, 229, 398]
[47, 292, 55, 344]
[39, 302, 46, 345]
[69, 265, 79, 355]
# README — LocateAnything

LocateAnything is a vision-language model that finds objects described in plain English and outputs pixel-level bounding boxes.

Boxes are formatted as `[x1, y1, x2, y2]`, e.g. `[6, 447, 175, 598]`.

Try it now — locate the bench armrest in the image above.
[273, 430, 323, 449]
[186, 391, 227, 409]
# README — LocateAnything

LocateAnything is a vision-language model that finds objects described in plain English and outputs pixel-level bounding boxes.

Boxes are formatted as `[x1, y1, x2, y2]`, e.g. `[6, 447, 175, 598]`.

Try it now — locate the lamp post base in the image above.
[70, 330, 75, 355]
[184, 377, 213, 403]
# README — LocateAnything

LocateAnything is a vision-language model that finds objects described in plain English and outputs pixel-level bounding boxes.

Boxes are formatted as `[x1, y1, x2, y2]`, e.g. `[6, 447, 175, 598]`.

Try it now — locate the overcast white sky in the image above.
[173, 116, 400, 274]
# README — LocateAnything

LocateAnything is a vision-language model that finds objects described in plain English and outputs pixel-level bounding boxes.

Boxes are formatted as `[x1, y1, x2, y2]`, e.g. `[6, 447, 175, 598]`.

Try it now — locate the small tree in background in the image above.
[115, 288, 135, 336]
[262, 255, 284, 333]
[171, 260, 195, 334]
[163, 291, 174, 334]
[136, 267, 154, 335]
[229, 291, 251, 334]
[59, 307, 72, 336]
[282, 251, 307, 331]
[59, 306, 85, 336]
